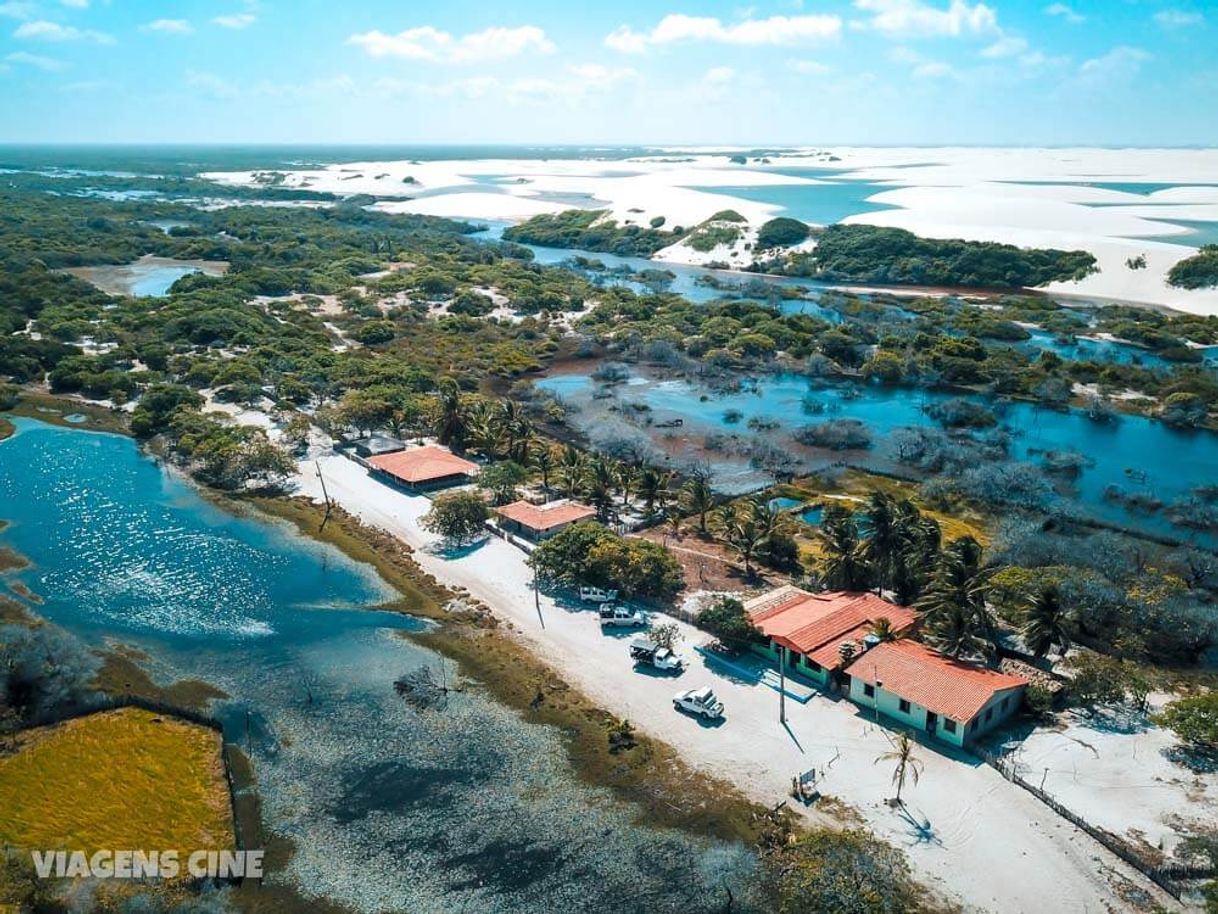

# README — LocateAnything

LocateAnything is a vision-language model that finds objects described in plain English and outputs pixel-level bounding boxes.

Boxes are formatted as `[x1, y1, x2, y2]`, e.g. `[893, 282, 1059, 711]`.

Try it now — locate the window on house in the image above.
[944, 719, 957, 734]
[863, 683, 875, 698]
[985, 708, 993, 722]
[807, 659, 821, 672]
[969, 718, 977, 730]
[1002, 696, 1009, 711]
[898, 698, 911, 713]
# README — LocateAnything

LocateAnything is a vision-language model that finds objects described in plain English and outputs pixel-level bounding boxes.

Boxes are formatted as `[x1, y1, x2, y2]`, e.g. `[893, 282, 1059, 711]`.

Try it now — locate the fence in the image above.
[977, 747, 1215, 899]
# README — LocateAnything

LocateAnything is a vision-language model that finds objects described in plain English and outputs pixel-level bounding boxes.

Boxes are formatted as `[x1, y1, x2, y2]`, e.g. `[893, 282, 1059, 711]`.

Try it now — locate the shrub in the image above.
[529, 522, 683, 600]
[697, 597, 763, 652]
[756, 217, 810, 250]
[1154, 691, 1218, 755]
[421, 491, 489, 545]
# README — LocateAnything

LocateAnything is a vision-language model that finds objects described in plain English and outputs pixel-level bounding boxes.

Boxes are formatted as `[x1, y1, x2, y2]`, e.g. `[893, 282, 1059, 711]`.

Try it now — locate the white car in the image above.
[599, 605, 647, 628]
[579, 586, 619, 603]
[673, 686, 725, 720]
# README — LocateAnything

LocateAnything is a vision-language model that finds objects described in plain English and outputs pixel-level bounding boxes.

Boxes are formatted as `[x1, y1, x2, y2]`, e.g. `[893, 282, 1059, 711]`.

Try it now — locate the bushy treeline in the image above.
[1167, 244, 1218, 290]
[759, 224, 1098, 289]
[503, 209, 683, 257]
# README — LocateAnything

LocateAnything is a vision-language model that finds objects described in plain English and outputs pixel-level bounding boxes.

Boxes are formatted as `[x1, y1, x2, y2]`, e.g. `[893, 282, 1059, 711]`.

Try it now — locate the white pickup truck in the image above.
[673, 686, 725, 720]
[579, 586, 619, 604]
[629, 638, 683, 672]
[598, 605, 647, 628]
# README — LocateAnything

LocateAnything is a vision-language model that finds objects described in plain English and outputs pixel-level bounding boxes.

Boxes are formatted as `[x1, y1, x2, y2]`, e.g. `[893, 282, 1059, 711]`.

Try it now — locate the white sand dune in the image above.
[206, 147, 1218, 314]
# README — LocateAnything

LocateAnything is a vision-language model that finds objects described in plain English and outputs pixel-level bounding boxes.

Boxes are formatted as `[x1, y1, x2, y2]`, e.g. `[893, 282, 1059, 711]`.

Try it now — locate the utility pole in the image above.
[315, 460, 333, 531]
[779, 645, 787, 724]
[873, 666, 883, 729]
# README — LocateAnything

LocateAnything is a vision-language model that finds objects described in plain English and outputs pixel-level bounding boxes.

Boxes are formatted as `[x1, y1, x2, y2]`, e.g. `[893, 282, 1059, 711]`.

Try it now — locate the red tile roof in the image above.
[496, 499, 596, 532]
[745, 588, 917, 671]
[368, 445, 478, 484]
[847, 639, 1028, 722]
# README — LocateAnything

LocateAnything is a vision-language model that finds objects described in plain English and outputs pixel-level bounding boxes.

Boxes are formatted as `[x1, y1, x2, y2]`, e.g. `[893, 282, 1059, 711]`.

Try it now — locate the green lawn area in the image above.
[0, 708, 234, 855]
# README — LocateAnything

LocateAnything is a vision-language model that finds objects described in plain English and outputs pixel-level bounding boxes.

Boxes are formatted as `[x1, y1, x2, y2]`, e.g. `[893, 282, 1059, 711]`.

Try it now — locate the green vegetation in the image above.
[0, 708, 233, 854]
[1154, 691, 1218, 755]
[756, 217, 810, 250]
[503, 208, 683, 256]
[765, 828, 919, 914]
[759, 224, 1098, 289]
[686, 222, 742, 253]
[697, 596, 763, 652]
[528, 521, 683, 600]
[420, 491, 490, 545]
[1167, 245, 1218, 289]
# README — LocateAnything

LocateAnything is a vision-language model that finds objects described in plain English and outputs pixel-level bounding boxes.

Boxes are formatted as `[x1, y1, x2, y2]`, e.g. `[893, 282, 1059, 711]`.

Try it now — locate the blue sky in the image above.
[0, 0, 1214, 145]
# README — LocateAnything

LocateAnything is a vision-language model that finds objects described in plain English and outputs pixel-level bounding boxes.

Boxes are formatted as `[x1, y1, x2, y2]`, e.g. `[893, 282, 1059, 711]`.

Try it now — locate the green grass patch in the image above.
[0, 708, 234, 855]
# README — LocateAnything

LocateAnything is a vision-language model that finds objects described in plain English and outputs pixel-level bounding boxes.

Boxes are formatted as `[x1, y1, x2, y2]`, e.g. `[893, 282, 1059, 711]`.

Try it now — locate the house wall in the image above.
[751, 640, 829, 687]
[847, 678, 1026, 748]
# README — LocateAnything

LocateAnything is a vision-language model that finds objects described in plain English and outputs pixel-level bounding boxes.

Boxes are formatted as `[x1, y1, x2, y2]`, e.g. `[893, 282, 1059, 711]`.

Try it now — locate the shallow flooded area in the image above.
[62, 254, 228, 297]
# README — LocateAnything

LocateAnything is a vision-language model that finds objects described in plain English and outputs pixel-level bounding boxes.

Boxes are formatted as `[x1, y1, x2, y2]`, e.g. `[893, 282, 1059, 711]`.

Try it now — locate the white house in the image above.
[846, 639, 1029, 747]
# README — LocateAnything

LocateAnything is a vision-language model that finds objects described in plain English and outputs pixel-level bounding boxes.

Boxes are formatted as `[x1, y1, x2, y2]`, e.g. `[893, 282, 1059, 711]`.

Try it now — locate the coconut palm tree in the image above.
[557, 445, 587, 498]
[679, 477, 715, 535]
[637, 466, 666, 517]
[1022, 585, 1074, 658]
[711, 503, 765, 579]
[818, 505, 874, 592]
[875, 732, 924, 805]
[915, 540, 996, 660]
[531, 443, 556, 493]
[433, 377, 469, 451]
[868, 616, 902, 643]
[859, 492, 903, 595]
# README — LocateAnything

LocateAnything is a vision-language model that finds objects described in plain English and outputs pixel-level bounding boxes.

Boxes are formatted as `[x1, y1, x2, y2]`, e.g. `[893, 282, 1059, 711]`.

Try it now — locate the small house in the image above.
[495, 499, 597, 541]
[743, 586, 917, 689]
[353, 434, 405, 459]
[845, 639, 1029, 747]
[367, 445, 478, 492]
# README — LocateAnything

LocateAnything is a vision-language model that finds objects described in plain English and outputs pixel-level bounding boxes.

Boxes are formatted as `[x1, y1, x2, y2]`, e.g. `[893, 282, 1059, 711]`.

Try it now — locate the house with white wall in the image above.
[845, 639, 1028, 747]
[743, 586, 917, 689]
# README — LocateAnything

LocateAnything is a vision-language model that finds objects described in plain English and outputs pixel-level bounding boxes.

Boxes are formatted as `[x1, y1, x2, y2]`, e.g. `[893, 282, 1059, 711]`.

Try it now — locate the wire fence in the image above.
[977, 746, 1215, 899]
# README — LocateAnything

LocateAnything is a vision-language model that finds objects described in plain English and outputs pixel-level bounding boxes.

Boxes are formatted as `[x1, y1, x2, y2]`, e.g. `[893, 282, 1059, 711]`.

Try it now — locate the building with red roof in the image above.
[845, 639, 1028, 747]
[495, 499, 597, 541]
[743, 586, 918, 688]
[367, 445, 479, 491]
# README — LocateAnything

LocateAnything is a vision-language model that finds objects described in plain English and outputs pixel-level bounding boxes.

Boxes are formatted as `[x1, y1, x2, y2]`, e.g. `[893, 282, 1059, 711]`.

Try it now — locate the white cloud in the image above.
[347, 24, 554, 64]
[6, 49, 66, 70]
[604, 13, 841, 53]
[212, 13, 256, 29]
[980, 35, 1027, 58]
[185, 69, 239, 98]
[1078, 45, 1151, 84]
[1154, 9, 1203, 28]
[786, 58, 831, 74]
[143, 19, 193, 35]
[13, 19, 115, 43]
[852, 0, 998, 38]
[704, 65, 735, 84]
[0, 2, 36, 19]
[1043, 3, 1084, 25]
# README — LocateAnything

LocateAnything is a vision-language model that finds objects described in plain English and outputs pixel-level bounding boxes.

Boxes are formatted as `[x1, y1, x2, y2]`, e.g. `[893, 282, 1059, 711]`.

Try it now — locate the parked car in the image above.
[579, 586, 619, 603]
[629, 638, 683, 671]
[599, 605, 647, 628]
[673, 686, 725, 719]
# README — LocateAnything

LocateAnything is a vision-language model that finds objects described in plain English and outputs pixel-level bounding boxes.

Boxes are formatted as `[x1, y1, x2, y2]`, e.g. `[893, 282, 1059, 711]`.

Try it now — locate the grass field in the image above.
[0, 708, 234, 855]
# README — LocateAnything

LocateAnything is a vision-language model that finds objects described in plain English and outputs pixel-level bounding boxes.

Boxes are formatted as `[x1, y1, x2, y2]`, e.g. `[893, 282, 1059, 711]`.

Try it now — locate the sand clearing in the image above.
[294, 452, 1183, 914]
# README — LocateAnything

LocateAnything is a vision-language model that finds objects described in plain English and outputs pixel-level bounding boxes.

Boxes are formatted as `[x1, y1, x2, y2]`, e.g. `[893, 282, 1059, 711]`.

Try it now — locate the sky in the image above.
[0, 0, 1215, 146]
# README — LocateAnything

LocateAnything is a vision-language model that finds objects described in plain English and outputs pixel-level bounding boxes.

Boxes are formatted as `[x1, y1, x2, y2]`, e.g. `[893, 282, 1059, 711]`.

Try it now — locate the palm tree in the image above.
[712, 503, 764, 579]
[587, 456, 618, 519]
[637, 467, 669, 517]
[1022, 585, 1073, 658]
[557, 446, 587, 498]
[466, 401, 502, 457]
[497, 400, 533, 463]
[860, 492, 903, 595]
[531, 443, 556, 493]
[818, 505, 873, 592]
[915, 541, 996, 661]
[868, 616, 902, 643]
[679, 477, 715, 535]
[875, 732, 923, 805]
[433, 377, 469, 450]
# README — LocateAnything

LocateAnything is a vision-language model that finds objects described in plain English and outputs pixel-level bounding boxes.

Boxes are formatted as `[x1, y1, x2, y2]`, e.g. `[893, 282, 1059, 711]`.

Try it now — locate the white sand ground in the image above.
[1000, 699, 1218, 861]
[206, 147, 1218, 315]
[293, 452, 1184, 914]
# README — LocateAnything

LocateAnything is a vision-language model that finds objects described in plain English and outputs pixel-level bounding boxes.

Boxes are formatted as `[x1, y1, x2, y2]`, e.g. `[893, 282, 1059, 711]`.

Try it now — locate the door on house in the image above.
[926, 712, 938, 734]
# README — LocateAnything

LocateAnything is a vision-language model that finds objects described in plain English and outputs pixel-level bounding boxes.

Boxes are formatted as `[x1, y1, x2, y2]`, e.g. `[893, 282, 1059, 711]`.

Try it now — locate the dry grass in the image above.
[0, 708, 234, 855]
